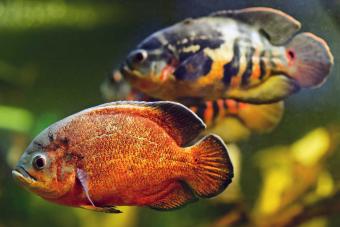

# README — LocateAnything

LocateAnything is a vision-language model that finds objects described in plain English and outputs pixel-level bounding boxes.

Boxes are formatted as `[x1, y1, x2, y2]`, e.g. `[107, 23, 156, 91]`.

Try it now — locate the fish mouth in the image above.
[121, 65, 144, 78]
[121, 65, 134, 76]
[12, 166, 36, 183]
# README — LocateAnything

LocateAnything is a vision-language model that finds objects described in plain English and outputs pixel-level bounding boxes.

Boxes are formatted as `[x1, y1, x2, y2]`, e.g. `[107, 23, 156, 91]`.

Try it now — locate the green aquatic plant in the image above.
[0, 105, 33, 133]
[0, 0, 123, 30]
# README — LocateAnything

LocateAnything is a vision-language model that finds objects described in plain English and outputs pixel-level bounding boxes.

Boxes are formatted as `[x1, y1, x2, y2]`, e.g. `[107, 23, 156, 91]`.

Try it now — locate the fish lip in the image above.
[121, 65, 144, 78]
[121, 65, 134, 75]
[12, 166, 36, 182]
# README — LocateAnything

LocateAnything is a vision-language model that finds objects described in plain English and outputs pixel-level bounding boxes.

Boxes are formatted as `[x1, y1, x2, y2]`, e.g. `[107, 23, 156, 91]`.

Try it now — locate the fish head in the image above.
[12, 128, 77, 200]
[121, 36, 176, 93]
[101, 69, 132, 101]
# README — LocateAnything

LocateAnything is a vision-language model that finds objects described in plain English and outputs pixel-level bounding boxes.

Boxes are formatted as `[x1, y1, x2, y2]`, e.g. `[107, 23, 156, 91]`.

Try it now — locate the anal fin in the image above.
[207, 118, 251, 142]
[148, 181, 197, 210]
[238, 101, 284, 133]
[226, 75, 300, 104]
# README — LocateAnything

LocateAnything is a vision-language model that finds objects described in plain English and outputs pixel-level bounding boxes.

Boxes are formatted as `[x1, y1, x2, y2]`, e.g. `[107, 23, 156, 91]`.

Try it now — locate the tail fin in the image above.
[187, 135, 233, 198]
[238, 101, 284, 133]
[286, 32, 333, 88]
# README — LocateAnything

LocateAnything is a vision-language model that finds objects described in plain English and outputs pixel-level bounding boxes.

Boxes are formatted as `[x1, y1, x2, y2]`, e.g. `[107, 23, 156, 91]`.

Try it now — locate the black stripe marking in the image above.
[223, 39, 240, 85]
[174, 51, 213, 80]
[223, 100, 229, 111]
[241, 46, 255, 86]
[212, 101, 219, 122]
[269, 51, 277, 68]
[259, 50, 266, 80]
[178, 39, 224, 62]
[196, 102, 206, 120]
[202, 57, 213, 75]
[235, 101, 240, 110]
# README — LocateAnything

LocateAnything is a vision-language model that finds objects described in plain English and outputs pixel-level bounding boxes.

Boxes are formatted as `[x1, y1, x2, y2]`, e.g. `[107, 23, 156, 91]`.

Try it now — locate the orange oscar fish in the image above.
[12, 101, 233, 213]
[120, 7, 333, 104]
[101, 71, 284, 142]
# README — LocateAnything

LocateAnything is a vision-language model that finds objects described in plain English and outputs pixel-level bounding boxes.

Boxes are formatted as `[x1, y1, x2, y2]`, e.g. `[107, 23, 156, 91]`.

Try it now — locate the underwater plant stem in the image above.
[253, 189, 340, 227]
[214, 189, 340, 227]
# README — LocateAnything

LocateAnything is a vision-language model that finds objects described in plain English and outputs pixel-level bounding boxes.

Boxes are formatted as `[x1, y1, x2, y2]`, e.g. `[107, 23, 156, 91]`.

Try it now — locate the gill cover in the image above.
[13, 129, 76, 200]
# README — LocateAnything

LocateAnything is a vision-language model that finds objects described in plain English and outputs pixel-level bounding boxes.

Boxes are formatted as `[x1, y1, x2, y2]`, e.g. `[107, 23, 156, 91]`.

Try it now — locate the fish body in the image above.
[187, 99, 283, 134]
[102, 72, 284, 142]
[12, 101, 233, 212]
[121, 7, 333, 104]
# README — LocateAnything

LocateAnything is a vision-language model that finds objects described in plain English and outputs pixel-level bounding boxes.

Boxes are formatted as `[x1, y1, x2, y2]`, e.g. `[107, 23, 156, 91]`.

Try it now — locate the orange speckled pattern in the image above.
[16, 101, 233, 211]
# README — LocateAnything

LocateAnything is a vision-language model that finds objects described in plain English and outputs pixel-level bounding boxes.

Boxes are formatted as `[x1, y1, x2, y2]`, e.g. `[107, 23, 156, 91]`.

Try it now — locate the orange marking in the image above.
[231, 76, 241, 88]
[204, 101, 214, 125]
[252, 64, 261, 79]
[226, 99, 238, 114]
[217, 99, 225, 119]
[160, 65, 175, 82]
[127, 94, 136, 101]
[190, 106, 198, 113]
[113, 71, 123, 82]
[238, 102, 248, 110]
[230, 49, 247, 88]
[198, 61, 225, 86]
[251, 48, 261, 80]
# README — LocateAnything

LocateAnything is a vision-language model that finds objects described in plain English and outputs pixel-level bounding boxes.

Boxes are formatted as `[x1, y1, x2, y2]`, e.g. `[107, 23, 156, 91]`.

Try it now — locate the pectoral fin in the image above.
[226, 75, 300, 104]
[77, 168, 95, 207]
[77, 169, 122, 213]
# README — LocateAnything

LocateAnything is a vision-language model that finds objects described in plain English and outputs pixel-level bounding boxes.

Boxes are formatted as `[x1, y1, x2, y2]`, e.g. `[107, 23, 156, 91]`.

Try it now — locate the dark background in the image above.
[0, 0, 339, 226]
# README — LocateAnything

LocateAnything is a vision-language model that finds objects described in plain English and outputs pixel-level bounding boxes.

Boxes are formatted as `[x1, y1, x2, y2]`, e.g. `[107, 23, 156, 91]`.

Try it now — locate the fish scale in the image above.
[121, 7, 332, 104]
[13, 101, 233, 212]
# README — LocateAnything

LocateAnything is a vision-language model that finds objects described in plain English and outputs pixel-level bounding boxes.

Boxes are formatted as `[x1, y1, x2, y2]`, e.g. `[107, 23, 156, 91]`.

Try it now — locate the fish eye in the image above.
[32, 155, 46, 170]
[131, 50, 148, 64]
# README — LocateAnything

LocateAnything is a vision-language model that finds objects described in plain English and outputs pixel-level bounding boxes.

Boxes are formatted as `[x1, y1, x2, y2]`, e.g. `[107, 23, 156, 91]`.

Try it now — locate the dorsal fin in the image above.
[210, 7, 301, 45]
[94, 101, 206, 146]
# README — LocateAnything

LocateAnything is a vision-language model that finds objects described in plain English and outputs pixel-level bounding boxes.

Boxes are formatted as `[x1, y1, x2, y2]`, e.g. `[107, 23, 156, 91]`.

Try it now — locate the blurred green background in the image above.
[1, 0, 340, 226]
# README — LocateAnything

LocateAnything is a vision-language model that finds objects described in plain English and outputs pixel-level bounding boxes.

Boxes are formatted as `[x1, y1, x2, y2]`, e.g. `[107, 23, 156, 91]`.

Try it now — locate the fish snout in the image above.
[12, 166, 36, 184]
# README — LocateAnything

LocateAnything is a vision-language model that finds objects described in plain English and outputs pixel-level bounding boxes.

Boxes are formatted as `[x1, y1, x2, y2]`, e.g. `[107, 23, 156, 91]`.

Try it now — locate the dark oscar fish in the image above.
[12, 101, 233, 213]
[120, 7, 333, 104]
